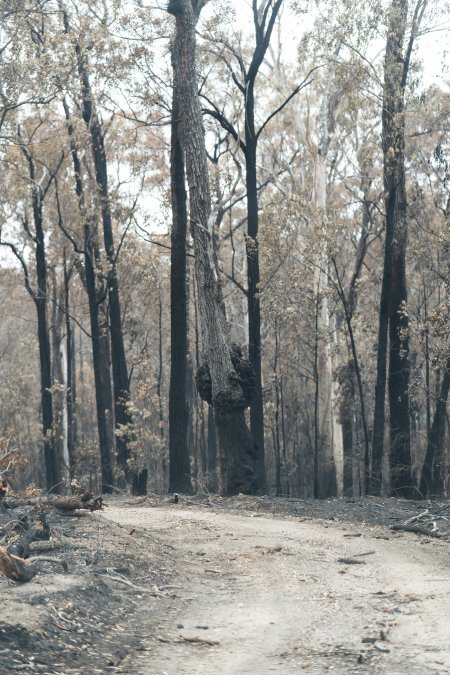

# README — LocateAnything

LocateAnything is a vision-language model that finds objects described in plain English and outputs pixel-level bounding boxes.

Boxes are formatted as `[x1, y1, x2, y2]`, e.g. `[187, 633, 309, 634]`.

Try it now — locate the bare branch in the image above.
[256, 68, 319, 140]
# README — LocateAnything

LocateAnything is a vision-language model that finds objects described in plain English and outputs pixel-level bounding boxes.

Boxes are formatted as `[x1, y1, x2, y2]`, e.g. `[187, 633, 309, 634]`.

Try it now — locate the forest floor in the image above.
[1, 494, 450, 674]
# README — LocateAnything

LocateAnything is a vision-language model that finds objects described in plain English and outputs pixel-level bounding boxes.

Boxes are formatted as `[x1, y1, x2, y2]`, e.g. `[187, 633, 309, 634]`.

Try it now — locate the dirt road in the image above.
[103, 504, 450, 674]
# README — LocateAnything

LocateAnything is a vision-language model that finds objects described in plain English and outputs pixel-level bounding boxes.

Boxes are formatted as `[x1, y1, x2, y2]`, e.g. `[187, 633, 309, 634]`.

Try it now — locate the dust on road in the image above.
[103, 504, 450, 675]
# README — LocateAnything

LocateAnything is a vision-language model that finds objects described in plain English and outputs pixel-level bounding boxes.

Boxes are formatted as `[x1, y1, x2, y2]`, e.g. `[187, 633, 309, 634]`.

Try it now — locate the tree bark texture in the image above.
[62, 95, 115, 493]
[23, 149, 60, 492]
[83, 228, 115, 493]
[169, 84, 192, 493]
[245, 138, 266, 492]
[419, 358, 450, 498]
[168, 0, 257, 496]
[382, 0, 417, 497]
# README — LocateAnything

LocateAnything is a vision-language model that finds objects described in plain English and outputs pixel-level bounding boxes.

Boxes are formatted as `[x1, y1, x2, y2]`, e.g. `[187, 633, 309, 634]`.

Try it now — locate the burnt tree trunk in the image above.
[201, 1, 292, 494]
[419, 358, 450, 498]
[84, 228, 115, 492]
[61, 94, 114, 493]
[169, 84, 192, 493]
[245, 138, 266, 492]
[372, 0, 426, 497]
[168, 0, 257, 496]
[207, 404, 217, 490]
[22, 147, 60, 492]
[61, 5, 134, 485]
[76, 52, 133, 481]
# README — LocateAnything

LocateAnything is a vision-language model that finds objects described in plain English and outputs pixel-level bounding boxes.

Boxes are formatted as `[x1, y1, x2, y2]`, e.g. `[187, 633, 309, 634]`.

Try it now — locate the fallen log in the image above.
[0, 547, 68, 582]
[390, 524, 444, 538]
[46, 493, 103, 512]
[0, 546, 39, 582]
[1, 492, 103, 512]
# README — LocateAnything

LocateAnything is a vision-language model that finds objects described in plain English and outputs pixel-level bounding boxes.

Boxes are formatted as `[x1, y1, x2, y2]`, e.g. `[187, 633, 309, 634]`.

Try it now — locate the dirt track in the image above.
[103, 504, 450, 674]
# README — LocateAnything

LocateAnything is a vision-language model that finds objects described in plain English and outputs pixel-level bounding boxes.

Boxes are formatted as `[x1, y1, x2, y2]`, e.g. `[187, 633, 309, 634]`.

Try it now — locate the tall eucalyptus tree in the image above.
[167, 0, 257, 495]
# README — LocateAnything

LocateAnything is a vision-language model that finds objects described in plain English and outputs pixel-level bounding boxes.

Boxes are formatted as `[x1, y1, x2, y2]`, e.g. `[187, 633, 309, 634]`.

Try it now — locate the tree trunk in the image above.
[207, 404, 217, 491]
[169, 78, 192, 493]
[77, 60, 132, 481]
[245, 137, 266, 492]
[83, 228, 115, 493]
[382, 0, 423, 497]
[419, 359, 450, 498]
[50, 268, 70, 489]
[35, 294, 58, 492]
[62, 94, 115, 493]
[200, 1, 287, 494]
[62, 4, 133, 484]
[301, 62, 343, 498]
[370, 223, 391, 495]
[63, 251, 77, 477]
[342, 417, 353, 496]
[168, 0, 257, 496]
[25, 151, 60, 492]
[312, 153, 339, 498]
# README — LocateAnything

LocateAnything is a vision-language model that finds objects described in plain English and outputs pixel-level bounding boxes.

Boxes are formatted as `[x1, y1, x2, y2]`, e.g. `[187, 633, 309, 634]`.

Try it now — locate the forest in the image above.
[0, 0, 449, 501]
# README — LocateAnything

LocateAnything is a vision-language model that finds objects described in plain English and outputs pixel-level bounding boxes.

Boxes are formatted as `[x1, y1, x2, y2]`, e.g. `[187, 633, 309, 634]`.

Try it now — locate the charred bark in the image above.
[61, 94, 115, 494]
[200, 1, 291, 494]
[61, 7, 134, 485]
[22, 146, 60, 492]
[372, 0, 426, 498]
[76, 51, 133, 480]
[245, 139, 266, 492]
[84, 229, 115, 493]
[419, 359, 450, 498]
[169, 86, 191, 493]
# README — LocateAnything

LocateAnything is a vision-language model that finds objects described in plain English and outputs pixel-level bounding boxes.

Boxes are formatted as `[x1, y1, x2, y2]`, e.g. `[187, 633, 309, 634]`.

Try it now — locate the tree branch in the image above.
[402, 0, 428, 89]
[0, 240, 35, 299]
[256, 68, 318, 140]
[201, 95, 247, 154]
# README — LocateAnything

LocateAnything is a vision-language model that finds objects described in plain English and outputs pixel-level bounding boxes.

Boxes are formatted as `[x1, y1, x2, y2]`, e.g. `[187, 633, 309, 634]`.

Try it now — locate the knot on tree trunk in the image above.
[196, 363, 212, 404]
[196, 343, 256, 410]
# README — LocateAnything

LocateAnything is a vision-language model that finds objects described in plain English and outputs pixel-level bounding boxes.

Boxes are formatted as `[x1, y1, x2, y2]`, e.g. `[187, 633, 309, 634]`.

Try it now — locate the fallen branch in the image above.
[390, 524, 445, 538]
[92, 571, 167, 596]
[7, 514, 50, 557]
[28, 555, 68, 572]
[158, 634, 220, 646]
[405, 509, 429, 524]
